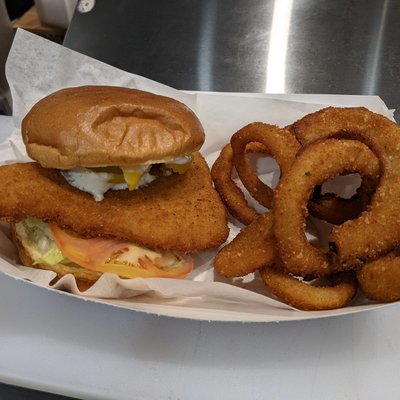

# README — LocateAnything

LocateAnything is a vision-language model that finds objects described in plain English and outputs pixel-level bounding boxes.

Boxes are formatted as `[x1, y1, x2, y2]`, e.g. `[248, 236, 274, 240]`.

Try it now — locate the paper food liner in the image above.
[0, 29, 397, 322]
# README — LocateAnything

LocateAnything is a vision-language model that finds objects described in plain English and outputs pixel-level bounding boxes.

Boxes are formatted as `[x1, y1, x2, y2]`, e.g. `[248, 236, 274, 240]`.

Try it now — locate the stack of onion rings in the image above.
[273, 139, 379, 277]
[211, 122, 300, 225]
[211, 107, 400, 310]
[292, 107, 400, 266]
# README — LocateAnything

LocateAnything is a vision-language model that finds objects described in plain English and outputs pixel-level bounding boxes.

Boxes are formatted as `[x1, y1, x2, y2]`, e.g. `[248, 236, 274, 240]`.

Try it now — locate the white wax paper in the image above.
[0, 29, 397, 322]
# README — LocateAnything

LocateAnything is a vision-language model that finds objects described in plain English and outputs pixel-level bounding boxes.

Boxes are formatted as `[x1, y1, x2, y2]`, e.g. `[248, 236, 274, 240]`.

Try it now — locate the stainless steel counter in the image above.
[64, 0, 400, 119]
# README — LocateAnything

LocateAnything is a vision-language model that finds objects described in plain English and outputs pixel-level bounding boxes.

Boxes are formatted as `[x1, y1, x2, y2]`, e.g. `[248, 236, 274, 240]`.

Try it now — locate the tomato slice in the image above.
[49, 224, 193, 279]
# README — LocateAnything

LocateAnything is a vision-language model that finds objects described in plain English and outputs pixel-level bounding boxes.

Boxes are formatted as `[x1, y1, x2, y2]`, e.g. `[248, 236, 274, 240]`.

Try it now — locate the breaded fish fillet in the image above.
[0, 152, 228, 253]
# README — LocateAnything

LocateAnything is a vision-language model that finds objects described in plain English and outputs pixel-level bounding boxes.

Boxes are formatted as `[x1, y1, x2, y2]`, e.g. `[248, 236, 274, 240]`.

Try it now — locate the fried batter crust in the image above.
[230, 122, 301, 209]
[0, 153, 228, 253]
[214, 212, 275, 277]
[292, 107, 400, 266]
[211, 143, 265, 225]
[260, 267, 357, 311]
[356, 253, 400, 302]
[273, 139, 379, 276]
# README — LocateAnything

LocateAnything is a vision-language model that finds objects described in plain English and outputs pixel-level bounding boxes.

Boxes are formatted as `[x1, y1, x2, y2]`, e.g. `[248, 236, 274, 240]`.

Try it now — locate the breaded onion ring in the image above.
[308, 193, 364, 225]
[211, 143, 268, 225]
[214, 212, 274, 277]
[292, 107, 400, 267]
[308, 182, 376, 225]
[212, 119, 375, 227]
[260, 267, 357, 311]
[292, 109, 380, 226]
[273, 139, 380, 277]
[230, 122, 301, 209]
[356, 253, 400, 302]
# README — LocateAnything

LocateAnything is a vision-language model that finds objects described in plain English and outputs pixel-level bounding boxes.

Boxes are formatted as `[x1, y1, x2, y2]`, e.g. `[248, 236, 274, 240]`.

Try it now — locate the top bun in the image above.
[22, 86, 205, 169]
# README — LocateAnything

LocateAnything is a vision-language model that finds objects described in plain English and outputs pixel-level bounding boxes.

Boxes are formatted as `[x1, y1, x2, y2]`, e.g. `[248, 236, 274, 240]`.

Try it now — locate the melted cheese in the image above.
[60, 155, 193, 201]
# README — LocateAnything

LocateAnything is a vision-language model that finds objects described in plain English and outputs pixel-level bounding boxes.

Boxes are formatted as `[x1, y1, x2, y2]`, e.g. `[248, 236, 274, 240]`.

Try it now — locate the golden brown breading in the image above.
[214, 212, 275, 277]
[260, 267, 357, 311]
[273, 139, 379, 276]
[0, 152, 229, 253]
[211, 143, 261, 225]
[308, 192, 369, 225]
[291, 106, 400, 266]
[356, 253, 400, 302]
[230, 122, 301, 209]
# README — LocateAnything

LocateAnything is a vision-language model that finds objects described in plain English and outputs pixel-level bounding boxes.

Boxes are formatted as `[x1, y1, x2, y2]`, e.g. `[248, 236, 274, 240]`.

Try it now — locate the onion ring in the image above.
[356, 253, 400, 302]
[230, 122, 301, 209]
[214, 212, 274, 277]
[292, 108, 380, 225]
[260, 267, 357, 311]
[308, 181, 375, 225]
[211, 143, 268, 225]
[291, 107, 400, 267]
[212, 119, 375, 226]
[273, 139, 380, 276]
[308, 193, 364, 225]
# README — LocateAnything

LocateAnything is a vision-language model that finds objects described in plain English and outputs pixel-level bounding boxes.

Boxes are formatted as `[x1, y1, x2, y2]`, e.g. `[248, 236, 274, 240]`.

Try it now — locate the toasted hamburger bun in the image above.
[22, 86, 205, 169]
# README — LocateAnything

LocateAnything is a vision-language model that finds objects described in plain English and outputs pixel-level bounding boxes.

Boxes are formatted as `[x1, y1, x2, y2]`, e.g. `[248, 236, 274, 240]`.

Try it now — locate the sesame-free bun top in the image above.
[22, 86, 205, 169]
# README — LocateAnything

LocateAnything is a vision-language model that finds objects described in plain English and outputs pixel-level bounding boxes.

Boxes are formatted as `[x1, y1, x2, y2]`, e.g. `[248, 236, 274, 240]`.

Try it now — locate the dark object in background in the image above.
[0, 383, 80, 400]
[5, 0, 33, 20]
[0, 0, 16, 115]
